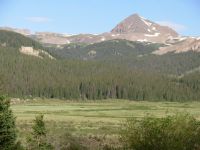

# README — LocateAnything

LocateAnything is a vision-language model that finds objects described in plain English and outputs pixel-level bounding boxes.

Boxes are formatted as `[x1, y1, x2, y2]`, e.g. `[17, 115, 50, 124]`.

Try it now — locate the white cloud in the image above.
[26, 17, 53, 23]
[156, 21, 187, 32]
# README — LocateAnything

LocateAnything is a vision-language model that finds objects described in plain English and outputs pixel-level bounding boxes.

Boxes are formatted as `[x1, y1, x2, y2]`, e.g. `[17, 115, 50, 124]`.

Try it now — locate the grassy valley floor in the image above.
[11, 99, 200, 149]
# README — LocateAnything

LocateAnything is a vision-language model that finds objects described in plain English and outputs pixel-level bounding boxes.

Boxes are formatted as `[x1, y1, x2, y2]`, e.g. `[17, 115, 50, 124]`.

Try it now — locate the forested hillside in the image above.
[48, 40, 160, 60]
[0, 30, 44, 49]
[0, 30, 200, 101]
[48, 40, 200, 75]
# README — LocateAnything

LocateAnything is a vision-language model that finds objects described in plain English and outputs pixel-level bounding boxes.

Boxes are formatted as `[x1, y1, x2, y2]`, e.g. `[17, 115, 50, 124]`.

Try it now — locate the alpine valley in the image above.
[0, 13, 200, 101]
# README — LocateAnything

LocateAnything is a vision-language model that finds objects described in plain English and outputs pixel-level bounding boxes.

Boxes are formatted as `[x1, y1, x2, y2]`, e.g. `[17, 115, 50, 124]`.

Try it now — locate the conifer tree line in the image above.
[1, 30, 200, 101]
[0, 45, 200, 101]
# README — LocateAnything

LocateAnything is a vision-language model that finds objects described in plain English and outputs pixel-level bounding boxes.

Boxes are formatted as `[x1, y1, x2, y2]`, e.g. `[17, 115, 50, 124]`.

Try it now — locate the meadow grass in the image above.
[11, 99, 200, 147]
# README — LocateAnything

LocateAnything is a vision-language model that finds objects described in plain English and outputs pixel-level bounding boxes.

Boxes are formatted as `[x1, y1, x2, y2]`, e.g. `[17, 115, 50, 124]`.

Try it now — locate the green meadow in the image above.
[11, 99, 200, 149]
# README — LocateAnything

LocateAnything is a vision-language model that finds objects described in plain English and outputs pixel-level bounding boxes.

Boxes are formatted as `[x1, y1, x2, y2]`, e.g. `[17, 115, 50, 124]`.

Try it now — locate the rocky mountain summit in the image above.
[110, 13, 178, 43]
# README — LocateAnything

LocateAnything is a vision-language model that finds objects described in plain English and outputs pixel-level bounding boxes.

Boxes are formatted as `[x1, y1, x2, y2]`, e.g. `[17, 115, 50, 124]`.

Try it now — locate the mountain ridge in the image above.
[1, 13, 200, 54]
[0, 13, 179, 44]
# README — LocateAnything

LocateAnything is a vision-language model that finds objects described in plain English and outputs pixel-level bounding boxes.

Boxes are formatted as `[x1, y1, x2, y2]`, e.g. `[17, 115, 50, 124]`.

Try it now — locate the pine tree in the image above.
[27, 115, 53, 150]
[0, 96, 17, 150]
[32, 115, 47, 147]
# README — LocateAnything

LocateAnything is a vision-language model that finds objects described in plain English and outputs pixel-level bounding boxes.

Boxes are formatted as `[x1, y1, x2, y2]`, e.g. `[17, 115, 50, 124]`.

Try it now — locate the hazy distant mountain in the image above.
[0, 13, 179, 44]
[1, 13, 199, 55]
[32, 13, 179, 44]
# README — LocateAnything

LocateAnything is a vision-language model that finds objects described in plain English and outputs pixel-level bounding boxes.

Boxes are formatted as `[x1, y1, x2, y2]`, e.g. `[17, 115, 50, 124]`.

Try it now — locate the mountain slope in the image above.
[49, 40, 161, 60]
[1, 38, 200, 101]
[154, 37, 200, 55]
[1, 29, 200, 75]
[1, 29, 200, 101]
[0, 30, 54, 59]
[47, 39, 200, 75]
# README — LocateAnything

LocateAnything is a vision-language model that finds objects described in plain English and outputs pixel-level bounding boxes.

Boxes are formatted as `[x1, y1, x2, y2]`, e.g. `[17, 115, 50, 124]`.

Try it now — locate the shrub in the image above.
[121, 113, 200, 150]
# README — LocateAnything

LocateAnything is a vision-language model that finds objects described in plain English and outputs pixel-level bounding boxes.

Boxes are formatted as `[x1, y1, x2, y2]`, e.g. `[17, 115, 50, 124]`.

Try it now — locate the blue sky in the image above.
[0, 0, 199, 36]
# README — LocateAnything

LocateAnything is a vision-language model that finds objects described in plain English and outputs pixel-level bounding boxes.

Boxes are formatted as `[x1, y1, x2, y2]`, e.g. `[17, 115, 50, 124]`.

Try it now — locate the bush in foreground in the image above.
[121, 113, 200, 150]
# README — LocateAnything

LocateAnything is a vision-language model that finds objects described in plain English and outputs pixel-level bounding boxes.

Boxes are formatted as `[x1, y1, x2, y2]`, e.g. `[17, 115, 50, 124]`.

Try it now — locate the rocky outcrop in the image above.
[19, 46, 55, 59]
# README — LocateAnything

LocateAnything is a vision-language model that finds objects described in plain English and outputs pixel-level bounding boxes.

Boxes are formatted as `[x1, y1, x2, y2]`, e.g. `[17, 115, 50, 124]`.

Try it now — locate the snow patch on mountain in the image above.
[141, 18, 152, 27]
[66, 40, 71, 44]
[145, 33, 160, 37]
[101, 37, 106, 41]
[152, 27, 156, 31]
[137, 39, 147, 42]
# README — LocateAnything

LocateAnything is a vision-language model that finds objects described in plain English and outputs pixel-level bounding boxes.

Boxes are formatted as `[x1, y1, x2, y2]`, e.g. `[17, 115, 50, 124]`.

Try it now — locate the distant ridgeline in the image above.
[0, 30, 200, 101]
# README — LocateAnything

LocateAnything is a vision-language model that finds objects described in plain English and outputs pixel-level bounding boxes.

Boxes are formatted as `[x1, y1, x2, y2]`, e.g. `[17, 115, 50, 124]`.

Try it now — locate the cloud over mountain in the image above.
[25, 17, 53, 23]
[156, 21, 187, 32]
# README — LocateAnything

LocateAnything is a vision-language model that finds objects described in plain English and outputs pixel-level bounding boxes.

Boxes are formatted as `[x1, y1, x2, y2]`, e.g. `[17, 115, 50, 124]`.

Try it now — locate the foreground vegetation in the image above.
[2, 96, 200, 149]
[122, 114, 200, 150]
[7, 98, 200, 149]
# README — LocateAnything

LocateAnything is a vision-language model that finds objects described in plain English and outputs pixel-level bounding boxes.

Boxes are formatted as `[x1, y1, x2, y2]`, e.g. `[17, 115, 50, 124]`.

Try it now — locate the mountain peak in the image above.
[111, 13, 178, 37]
[126, 13, 147, 23]
[111, 13, 152, 34]
[130, 13, 140, 18]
